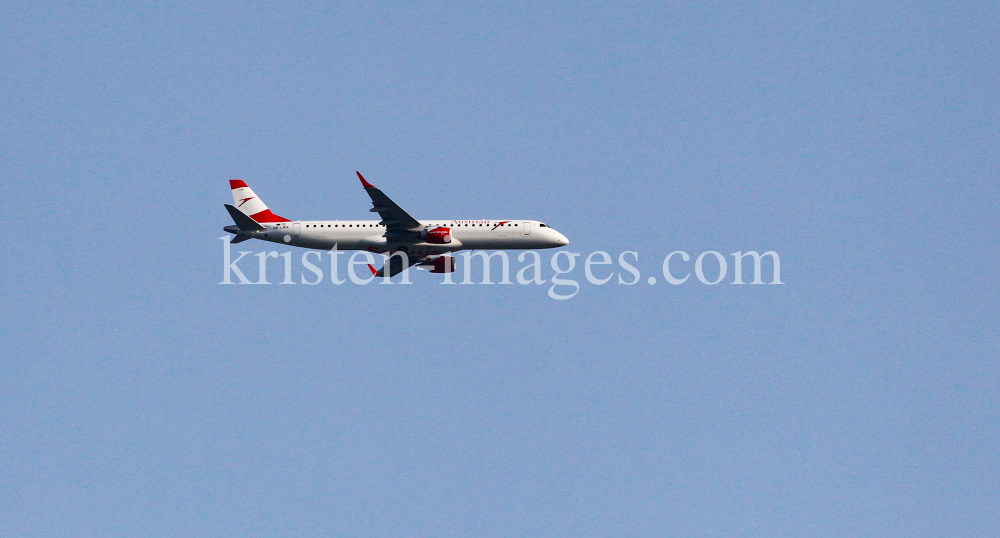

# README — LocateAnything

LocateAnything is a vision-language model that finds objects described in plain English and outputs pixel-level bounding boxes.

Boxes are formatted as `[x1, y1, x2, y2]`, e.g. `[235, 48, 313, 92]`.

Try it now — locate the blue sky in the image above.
[2, 2, 998, 536]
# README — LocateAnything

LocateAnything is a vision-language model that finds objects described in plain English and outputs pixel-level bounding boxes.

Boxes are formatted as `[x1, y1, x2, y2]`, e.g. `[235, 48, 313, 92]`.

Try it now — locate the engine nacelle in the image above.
[421, 226, 452, 244]
[429, 256, 456, 273]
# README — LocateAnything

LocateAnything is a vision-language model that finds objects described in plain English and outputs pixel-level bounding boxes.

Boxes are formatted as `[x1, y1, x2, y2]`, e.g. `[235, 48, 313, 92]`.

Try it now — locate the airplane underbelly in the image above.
[294, 234, 366, 250]
[459, 237, 490, 249]
[492, 238, 524, 249]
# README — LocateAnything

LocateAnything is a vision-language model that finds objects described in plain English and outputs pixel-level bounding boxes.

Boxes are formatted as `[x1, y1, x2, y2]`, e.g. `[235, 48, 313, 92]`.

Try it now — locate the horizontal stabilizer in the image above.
[225, 204, 265, 231]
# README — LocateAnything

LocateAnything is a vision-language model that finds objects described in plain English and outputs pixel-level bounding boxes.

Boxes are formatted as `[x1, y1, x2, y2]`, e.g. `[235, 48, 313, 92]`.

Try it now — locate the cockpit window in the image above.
[540, 223, 547, 227]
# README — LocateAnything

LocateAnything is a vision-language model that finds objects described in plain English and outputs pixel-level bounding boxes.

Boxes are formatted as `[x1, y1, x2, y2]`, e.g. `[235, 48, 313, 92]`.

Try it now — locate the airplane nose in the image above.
[556, 232, 569, 246]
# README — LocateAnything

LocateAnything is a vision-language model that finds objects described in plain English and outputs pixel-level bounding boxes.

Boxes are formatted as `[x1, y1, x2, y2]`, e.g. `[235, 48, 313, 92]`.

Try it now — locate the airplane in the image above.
[223, 172, 570, 277]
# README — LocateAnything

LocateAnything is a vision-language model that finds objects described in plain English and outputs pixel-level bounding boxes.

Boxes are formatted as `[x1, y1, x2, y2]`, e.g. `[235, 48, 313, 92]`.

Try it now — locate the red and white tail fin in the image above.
[229, 179, 290, 223]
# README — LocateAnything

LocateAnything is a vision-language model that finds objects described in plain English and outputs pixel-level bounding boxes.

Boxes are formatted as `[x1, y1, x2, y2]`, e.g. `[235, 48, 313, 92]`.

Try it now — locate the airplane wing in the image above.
[356, 172, 421, 234]
[368, 254, 438, 278]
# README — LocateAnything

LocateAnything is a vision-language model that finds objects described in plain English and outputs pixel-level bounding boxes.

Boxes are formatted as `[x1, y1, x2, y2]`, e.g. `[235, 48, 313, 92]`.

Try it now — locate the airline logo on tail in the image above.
[229, 179, 290, 223]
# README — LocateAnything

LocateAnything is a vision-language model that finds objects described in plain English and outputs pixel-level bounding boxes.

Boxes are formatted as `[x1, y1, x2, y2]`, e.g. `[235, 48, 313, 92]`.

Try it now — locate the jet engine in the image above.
[421, 226, 452, 244]
[429, 256, 456, 273]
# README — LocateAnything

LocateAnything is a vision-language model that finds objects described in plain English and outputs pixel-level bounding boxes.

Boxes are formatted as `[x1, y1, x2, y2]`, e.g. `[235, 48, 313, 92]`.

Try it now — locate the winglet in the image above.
[357, 171, 375, 189]
[367, 263, 378, 276]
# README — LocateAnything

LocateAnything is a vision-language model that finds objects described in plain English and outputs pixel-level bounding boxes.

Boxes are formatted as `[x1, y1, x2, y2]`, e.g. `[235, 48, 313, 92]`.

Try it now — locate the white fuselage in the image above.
[238, 219, 569, 256]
